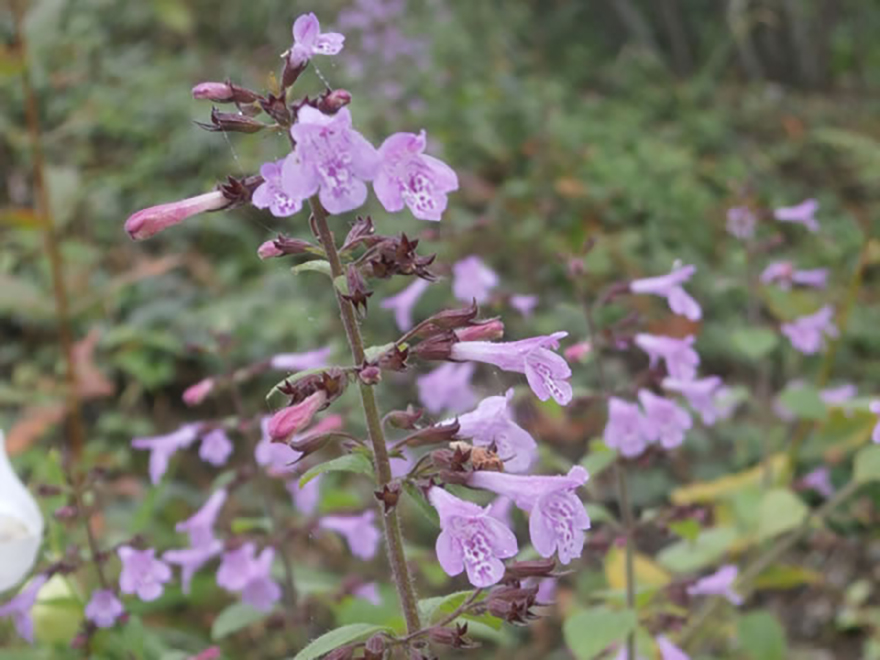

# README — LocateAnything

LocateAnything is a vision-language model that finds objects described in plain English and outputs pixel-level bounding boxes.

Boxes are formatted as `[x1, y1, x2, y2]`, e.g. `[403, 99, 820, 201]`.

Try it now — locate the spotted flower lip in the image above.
[289, 12, 345, 67]
[318, 510, 381, 561]
[467, 466, 590, 565]
[381, 278, 431, 331]
[687, 564, 742, 606]
[450, 331, 573, 405]
[452, 256, 499, 304]
[774, 198, 819, 232]
[124, 191, 228, 241]
[634, 333, 699, 381]
[629, 264, 701, 321]
[0, 430, 44, 592]
[604, 397, 648, 458]
[374, 130, 459, 221]
[282, 107, 380, 215]
[252, 160, 303, 218]
[781, 305, 838, 355]
[428, 486, 518, 588]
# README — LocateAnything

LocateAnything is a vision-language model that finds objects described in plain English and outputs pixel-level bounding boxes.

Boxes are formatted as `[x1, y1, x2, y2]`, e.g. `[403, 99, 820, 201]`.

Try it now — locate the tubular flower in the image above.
[125, 191, 228, 240]
[468, 466, 590, 565]
[175, 489, 227, 548]
[630, 264, 701, 321]
[452, 256, 499, 304]
[198, 429, 233, 467]
[726, 207, 755, 240]
[270, 346, 332, 372]
[427, 487, 518, 588]
[131, 423, 201, 485]
[656, 636, 690, 660]
[638, 389, 692, 449]
[318, 510, 381, 561]
[0, 575, 47, 643]
[417, 363, 477, 414]
[374, 130, 459, 221]
[774, 198, 819, 232]
[117, 546, 172, 602]
[289, 12, 345, 67]
[663, 376, 725, 426]
[687, 564, 742, 606]
[781, 305, 837, 355]
[450, 332, 572, 405]
[634, 333, 699, 381]
[84, 589, 124, 629]
[163, 541, 223, 595]
[871, 401, 880, 444]
[603, 397, 648, 458]
[286, 473, 323, 516]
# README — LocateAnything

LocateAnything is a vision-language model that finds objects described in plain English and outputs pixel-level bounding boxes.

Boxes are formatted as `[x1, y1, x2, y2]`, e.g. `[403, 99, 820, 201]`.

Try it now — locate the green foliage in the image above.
[291, 623, 392, 660]
[563, 608, 638, 660]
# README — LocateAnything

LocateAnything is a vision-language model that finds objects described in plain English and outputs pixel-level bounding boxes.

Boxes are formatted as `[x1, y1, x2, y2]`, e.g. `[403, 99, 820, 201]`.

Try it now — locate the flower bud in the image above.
[281, 58, 308, 90]
[412, 302, 479, 338]
[182, 377, 215, 406]
[503, 559, 557, 581]
[363, 634, 386, 660]
[341, 216, 378, 252]
[192, 82, 260, 104]
[429, 623, 477, 649]
[125, 191, 228, 241]
[359, 365, 382, 385]
[257, 240, 284, 260]
[386, 407, 424, 430]
[454, 319, 505, 342]
[400, 420, 460, 448]
[317, 89, 352, 114]
[196, 107, 268, 134]
[267, 390, 327, 442]
[54, 505, 78, 520]
[274, 235, 317, 255]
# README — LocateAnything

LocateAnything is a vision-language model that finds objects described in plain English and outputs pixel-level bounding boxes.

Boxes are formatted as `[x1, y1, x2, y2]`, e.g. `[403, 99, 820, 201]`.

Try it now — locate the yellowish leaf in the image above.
[671, 454, 789, 505]
[605, 547, 671, 591]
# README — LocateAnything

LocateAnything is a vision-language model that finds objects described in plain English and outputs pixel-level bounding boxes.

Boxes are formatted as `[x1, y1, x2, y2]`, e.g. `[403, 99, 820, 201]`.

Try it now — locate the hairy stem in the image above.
[309, 197, 422, 635]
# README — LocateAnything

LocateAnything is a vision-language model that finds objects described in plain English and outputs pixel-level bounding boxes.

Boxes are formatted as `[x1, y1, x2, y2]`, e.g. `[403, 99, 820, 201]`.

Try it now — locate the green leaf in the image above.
[854, 445, 880, 484]
[211, 602, 269, 640]
[777, 384, 827, 421]
[563, 607, 637, 660]
[333, 274, 349, 295]
[419, 590, 501, 631]
[363, 342, 397, 363]
[292, 623, 391, 660]
[580, 439, 617, 478]
[299, 453, 373, 488]
[403, 482, 439, 527]
[731, 327, 779, 361]
[668, 519, 701, 542]
[657, 526, 738, 573]
[738, 610, 787, 660]
[292, 259, 333, 278]
[756, 489, 808, 541]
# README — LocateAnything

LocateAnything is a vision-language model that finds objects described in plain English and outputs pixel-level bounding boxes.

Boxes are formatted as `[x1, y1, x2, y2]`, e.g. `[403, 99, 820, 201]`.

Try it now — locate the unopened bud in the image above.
[401, 420, 460, 448]
[192, 82, 260, 104]
[454, 319, 504, 342]
[363, 633, 386, 660]
[386, 407, 424, 430]
[182, 377, 215, 406]
[257, 240, 284, 260]
[196, 107, 268, 134]
[267, 390, 328, 442]
[503, 559, 557, 581]
[413, 302, 479, 338]
[274, 235, 316, 255]
[54, 505, 78, 520]
[125, 191, 228, 241]
[429, 623, 477, 649]
[317, 89, 353, 114]
[359, 365, 382, 385]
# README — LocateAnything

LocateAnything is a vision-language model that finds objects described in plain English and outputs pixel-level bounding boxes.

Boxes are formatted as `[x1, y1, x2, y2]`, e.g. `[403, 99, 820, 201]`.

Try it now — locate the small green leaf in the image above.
[657, 526, 738, 573]
[299, 453, 373, 488]
[854, 445, 880, 484]
[333, 274, 349, 295]
[668, 519, 701, 542]
[292, 623, 391, 660]
[419, 590, 500, 630]
[738, 610, 787, 660]
[292, 259, 333, 277]
[211, 602, 269, 640]
[756, 489, 808, 541]
[403, 482, 439, 527]
[777, 384, 827, 421]
[563, 607, 637, 660]
[731, 327, 779, 361]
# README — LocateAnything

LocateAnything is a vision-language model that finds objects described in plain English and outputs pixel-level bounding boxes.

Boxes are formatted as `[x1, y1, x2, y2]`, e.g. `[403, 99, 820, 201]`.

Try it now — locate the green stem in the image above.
[308, 197, 422, 635]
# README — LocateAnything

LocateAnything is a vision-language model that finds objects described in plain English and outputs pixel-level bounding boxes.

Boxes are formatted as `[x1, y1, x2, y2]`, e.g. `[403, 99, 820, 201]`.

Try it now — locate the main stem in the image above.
[309, 197, 422, 635]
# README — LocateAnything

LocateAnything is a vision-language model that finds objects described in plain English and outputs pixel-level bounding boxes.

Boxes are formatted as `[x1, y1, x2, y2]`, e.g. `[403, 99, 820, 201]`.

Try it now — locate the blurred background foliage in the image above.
[2, 0, 880, 658]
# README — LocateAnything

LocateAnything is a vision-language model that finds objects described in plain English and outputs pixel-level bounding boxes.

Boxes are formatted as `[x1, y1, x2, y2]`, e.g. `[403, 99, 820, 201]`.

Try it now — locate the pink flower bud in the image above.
[317, 89, 353, 114]
[182, 378, 215, 406]
[257, 240, 284, 260]
[454, 319, 505, 342]
[564, 341, 592, 362]
[125, 191, 228, 240]
[192, 82, 235, 102]
[267, 390, 327, 442]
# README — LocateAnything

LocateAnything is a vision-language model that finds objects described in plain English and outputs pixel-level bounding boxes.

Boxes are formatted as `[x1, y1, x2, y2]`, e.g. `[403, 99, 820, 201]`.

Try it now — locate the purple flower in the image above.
[124, 191, 228, 241]
[663, 376, 725, 426]
[290, 12, 345, 67]
[374, 130, 458, 221]
[117, 546, 172, 602]
[761, 261, 828, 290]
[871, 401, 880, 444]
[687, 564, 742, 605]
[176, 489, 227, 548]
[240, 547, 282, 612]
[603, 397, 648, 458]
[820, 383, 857, 406]
[216, 543, 257, 592]
[452, 389, 537, 473]
[0, 575, 46, 643]
[270, 346, 332, 372]
[630, 264, 701, 321]
[318, 511, 381, 560]
[656, 636, 690, 660]
[468, 466, 590, 565]
[800, 467, 835, 499]
[163, 540, 223, 594]
[417, 362, 477, 414]
[634, 333, 699, 381]
[84, 589, 124, 629]
[199, 429, 233, 467]
[450, 332, 573, 405]
[131, 423, 201, 485]
[726, 207, 756, 240]
[282, 107, 380, 215]
[638, 389, 692, 449]
[781, 305, 838, 354]
[427, 486, 518, 587]
[255, 417, 303, 475]
[488, 496, 514, 529]
[390, 448, 415, 479]
[452, 256, 499, 304]
[286, 473, 322, 516]
[381, 278, 431, 331]
[252, 160, 303, 218]
[534, 577, 557, 603]
[774, 199, 819, 232]
[353, 582, 381, 606]
[510, 294, 539, 318]
[791, 268, 829, 289]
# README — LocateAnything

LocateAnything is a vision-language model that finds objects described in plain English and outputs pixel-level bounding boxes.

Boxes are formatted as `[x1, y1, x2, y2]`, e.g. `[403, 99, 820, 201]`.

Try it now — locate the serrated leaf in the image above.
[778, 384, 827, 421]
[211, 602, 269, 640]
[854, 445, 880, 484]
[731, 327, 779, 361]
[563, 607, 637, 660]
[292, 260, 333, 278]
[299, 453, 373, 488]
[292, 623, 391, 660]
[756, 489, 808, 540]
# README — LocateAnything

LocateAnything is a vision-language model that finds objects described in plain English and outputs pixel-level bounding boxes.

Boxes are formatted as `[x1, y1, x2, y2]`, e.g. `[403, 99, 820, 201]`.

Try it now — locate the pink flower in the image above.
[255, 415, 342, 476]
[687, 564, 742, 605]
[656, 636, 690, 660]
[663, 376, 725, 426]
[381, 278, 431, 331]
[318, 510, 381, 560]
[871, 401, 880, 444]
[468, 466, 590, 565]
[781, 305, 837, 355]
[257, 239, 284, 260]
[252, 160, 302, 218]
[117, 546, 172, 602]
[510, 294, 539, 318]
[774, 198, 819, 232]
[726, 207, 756, 240]
[374, 130, 458, 221]
[175, 489, 227, 548]
[267, 390, 327, 442]
[451, 389, 537, 473]
[427, 487, 518, 587]
[289, 12, 345, 67]
[163, 540, 223, 594]
[800, 467, 835, 499]
[450, 332, 572, 405]
[452, 256, 498, 304]
[630, 264, 701, 321]
[564, 341, 592, 363]
[0, 575, 47, 642]
[638, 389, 692, 449]
[634, 333, 699, 380]
[603, 397, 648, 458]
[286, 473, 322, 516]
[417, 363, 477, 414]
[125, 191, 228, 240]
[131, 423, 201, 485]
[199, 429, 233, 467]
[270, 346, 332, 372]
[282, 107, 380, 215]
[182, 378, 215, 406]
[85, 589, 124, 628]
